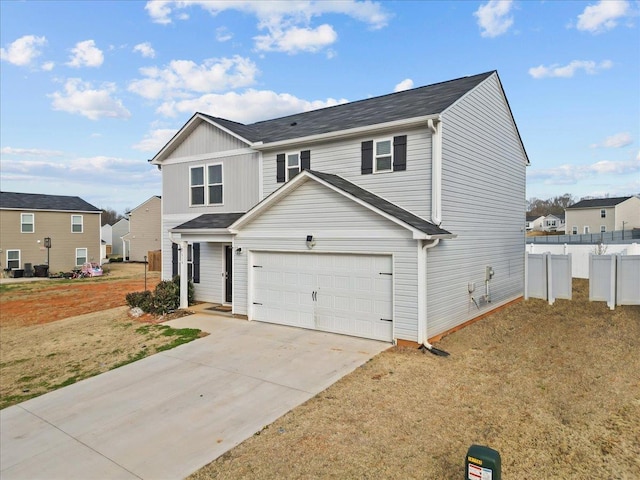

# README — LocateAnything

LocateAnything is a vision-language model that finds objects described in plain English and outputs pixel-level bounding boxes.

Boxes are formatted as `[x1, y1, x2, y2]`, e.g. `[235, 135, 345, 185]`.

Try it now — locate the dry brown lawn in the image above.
[191, 279, 640, 479]
[0, 263, 202, 409]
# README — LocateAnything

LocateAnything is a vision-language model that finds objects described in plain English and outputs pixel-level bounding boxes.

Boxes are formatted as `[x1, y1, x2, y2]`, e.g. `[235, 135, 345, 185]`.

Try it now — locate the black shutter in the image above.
[276, 154, 286, 182]
[393, 135, 407, 171]
[171, 243, 178, 278]
[193, 243, 200, 284]
[301, 150, 311, 171]
[361, 141, 373, 174]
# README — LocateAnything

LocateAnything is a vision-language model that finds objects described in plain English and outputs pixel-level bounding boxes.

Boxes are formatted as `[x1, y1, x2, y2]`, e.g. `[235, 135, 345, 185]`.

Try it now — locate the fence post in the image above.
[607, 255, 616, 311]
[524, 251, 529, 300]
[547, 253, 554, 305]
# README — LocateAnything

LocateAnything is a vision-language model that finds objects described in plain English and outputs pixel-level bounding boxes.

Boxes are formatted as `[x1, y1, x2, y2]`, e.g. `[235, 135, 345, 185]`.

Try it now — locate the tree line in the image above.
[100, 207, 128, 226]
[527, 193, 576, 216]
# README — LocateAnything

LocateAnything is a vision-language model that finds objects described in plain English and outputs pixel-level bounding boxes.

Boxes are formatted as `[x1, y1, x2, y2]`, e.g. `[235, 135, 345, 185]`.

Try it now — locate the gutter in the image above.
[417, 239, 449, 356]
[427, 117, 442, 227]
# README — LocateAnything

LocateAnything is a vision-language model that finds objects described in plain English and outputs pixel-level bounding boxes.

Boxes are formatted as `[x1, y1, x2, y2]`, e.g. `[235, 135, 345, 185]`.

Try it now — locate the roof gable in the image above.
[0, 191, 101, 212]
[231, 170, 454, 240]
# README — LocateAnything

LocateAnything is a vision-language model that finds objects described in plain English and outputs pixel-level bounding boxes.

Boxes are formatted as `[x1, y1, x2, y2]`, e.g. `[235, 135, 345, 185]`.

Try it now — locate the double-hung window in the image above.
[276, 150, 311, 183]
[374, 139, 393, 173]
[572, 226, 578, 235]
[190, 164, 223, 206]
[21, 213, 34, 233]
[287, 153, 300, 180]
[76, 248, 87, 266]
[600, 209, 606, 218]
[600, 226, 606, 233]
[71, 215, 83, 233]
[7, 250, 20, 269]
[361, 135, 407, 174]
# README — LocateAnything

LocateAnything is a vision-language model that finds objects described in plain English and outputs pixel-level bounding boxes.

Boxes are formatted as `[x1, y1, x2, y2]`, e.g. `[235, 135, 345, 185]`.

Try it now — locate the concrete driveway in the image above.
[0, 314, 389, 480]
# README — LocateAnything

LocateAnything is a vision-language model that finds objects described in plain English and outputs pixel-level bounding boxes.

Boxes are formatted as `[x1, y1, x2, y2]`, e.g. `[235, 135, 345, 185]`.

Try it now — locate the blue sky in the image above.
[1, 0, 638, 214]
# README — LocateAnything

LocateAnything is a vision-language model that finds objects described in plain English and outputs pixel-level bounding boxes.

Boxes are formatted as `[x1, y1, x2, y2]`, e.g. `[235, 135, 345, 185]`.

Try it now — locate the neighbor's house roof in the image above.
[566, 196, 633, 209]
[0, 191, 101, 213]
[151, 70, 529, 165]
[230, 170, 454, 240]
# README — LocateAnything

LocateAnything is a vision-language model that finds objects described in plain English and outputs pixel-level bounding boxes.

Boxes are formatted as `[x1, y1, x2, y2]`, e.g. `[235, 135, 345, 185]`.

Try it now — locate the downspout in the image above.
[427, 118, 442, 227]
[169, 233, 189, 310]
[418, 238, 449, 356]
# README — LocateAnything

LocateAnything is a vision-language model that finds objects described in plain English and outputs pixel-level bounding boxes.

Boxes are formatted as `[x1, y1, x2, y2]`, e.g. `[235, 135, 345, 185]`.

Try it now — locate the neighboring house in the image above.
[150, 70, 529, 346]
[566, 196, 640, 235]
[122, 196, 161, 262]
[111, 217, 129, 257]
[526, 215, 545, 231]
[101, 223, 113, 260]
[0, 191, 101, 273]
[543, 213, 565, 232]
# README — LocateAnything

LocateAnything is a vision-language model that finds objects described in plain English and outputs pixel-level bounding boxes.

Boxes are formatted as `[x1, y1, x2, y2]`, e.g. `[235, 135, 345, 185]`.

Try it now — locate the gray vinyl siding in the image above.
[162, 153, 259, 215]
[234, 181, 420, 341]
[261, 127, 432, 218]
[166, 121, 248, 159]
[425, 74, 526, 337]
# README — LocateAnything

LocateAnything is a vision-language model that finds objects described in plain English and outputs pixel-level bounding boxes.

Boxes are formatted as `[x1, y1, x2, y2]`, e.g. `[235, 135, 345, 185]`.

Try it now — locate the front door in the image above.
[224, 245, 233, 304]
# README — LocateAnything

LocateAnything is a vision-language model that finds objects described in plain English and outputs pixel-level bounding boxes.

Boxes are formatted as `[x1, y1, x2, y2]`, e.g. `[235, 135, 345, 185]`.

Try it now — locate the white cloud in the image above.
[394, 78, 414, 92]
[49, 78, 131, 120]
[145, 0, 390, 54]
[254, 24, 337, 54]
[133, 42, 156, 58]
[132, 128, 177, 152]
[0, 35, 47, 66]
[528, 59, 613, 79]
[128, 55, 259, 100]
[0, 147, 64, 157]
[576, 0, 630, 34]
[155, 89, 348, 123]
[67, 40, 104, 68]
[216, 27, 233, 42]
[590, 132, 633, 149]
[528, 157, 640, 185]
[474, 0, 514, 38]
[41, 61, 55, 71]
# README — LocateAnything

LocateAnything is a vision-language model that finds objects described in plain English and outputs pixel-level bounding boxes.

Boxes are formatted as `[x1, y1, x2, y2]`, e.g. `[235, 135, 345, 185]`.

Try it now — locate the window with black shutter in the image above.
[393, 135, 407, 171]
[362, 136, 407, 174]
[193, 243, 200, 284]
[171, 243, 178, 278]
[361, 140, 373, 174]
[277, 150, 311, 182]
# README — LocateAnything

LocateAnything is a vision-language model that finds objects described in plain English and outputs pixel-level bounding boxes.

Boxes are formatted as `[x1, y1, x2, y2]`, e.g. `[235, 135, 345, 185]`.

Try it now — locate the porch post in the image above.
[180, 240, 188, 309]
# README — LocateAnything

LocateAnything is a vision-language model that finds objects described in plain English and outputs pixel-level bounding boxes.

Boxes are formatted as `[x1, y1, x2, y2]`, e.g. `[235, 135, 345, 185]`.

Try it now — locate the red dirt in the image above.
[0, 278, 160, 327]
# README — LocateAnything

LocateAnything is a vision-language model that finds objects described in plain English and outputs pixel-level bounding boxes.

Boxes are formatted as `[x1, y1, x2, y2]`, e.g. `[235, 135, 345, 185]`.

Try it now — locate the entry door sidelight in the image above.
[225, 246, 233, 304]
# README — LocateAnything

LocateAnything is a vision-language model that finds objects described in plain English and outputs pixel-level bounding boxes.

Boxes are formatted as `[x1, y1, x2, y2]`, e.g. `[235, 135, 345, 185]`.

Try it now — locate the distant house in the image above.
[111, 217, 129, 257]
[101, 223, 113, 259]
[0, 191, 101, 273]
[566, 196, 640, 235]
[122, 196, 161, 262]
[526, 215, 545, 231]
[543, 213, 565, 232]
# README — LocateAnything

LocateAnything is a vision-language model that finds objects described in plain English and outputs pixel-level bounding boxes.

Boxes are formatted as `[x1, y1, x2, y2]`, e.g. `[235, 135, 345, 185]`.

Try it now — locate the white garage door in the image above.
[251, 252, 393, 342]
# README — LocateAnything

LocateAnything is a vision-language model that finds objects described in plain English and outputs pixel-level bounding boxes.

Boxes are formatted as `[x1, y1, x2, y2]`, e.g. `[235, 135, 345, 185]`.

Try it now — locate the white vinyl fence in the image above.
[590, 254, 640, 310]
[527, 243, 640, 279]
[524, 252, 572, 305]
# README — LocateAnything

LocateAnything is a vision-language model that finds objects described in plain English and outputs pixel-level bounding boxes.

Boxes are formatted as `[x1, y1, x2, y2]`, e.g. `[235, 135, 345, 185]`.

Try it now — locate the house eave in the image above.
[250, 115, 440, 151]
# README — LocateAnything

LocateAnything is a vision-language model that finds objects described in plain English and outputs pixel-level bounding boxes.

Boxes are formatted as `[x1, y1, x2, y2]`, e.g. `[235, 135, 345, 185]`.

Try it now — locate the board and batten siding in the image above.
[425, 73, 526, 337]
[162, 153, 260, 215]
[233, 180, 421, 341]
[260, 127, 432, 218]
[166, 121, 249, 159]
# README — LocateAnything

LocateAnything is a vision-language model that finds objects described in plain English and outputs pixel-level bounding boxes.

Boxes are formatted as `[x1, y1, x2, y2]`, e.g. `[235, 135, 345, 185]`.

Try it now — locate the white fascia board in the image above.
[150, 113, 252, 165]
[154, 148, 256, 166]
[250, 115, 438, 151]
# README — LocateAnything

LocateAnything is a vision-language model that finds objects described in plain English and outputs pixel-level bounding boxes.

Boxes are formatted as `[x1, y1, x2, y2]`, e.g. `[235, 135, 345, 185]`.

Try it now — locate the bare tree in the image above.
[101, 207, 124, 226]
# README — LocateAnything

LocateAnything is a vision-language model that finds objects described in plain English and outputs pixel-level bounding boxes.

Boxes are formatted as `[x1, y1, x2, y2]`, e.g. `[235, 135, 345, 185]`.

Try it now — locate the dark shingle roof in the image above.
[173, 212, 245, 230]
[307, 171, 452, 237]
[199, 71, 495, 144]
[0, 192, 101, 212]
[566, 196, 632, 209]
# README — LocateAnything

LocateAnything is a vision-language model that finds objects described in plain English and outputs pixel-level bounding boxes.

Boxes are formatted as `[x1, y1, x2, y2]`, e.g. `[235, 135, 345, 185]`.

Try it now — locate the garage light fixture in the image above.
[236, 247, 242, 254]
[306, 235, 316, 249]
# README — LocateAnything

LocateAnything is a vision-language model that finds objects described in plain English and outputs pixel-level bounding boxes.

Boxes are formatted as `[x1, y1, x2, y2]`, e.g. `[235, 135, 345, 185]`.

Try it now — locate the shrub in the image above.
[126, 290, 153, 312]
[153, 280, 180, 314]
[108, 256, 124, 263]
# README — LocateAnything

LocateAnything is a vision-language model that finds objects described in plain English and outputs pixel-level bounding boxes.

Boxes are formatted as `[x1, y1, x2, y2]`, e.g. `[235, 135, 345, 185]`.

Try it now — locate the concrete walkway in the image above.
[0, 314, 389, 480]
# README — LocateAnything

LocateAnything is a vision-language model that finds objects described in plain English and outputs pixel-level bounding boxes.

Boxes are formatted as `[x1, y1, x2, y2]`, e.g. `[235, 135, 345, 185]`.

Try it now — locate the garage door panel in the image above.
[251, 252, 393, 342]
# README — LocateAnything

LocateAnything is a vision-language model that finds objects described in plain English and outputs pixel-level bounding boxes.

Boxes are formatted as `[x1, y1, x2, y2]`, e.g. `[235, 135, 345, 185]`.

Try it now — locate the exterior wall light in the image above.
[306, 235, 316, 249]
[236, 247, 242, 254]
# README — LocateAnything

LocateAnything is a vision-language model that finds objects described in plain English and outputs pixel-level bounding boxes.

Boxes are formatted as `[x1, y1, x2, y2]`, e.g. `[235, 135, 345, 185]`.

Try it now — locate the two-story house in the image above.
[526, 215, 545, 232]
[0, 192, 102, 274]
[121, 196, 162, 262]
[150, 71, 529, 347]
[542, 213, 565, 232]
[566, 196, 640, 235]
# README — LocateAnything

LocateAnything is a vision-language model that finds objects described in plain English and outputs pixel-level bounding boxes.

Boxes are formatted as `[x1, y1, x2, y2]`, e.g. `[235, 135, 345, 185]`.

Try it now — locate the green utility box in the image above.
[466, 444, 501, 480]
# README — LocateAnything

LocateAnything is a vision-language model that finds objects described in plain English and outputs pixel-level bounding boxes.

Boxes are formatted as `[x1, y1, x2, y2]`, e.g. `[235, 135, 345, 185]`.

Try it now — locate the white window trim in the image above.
[600, 225, 606, 233]
[286, 152, 301, 181]
[189, 165, 206, 207]
[76, 247, 88, 266]
[6, 249, 20, 270]
[600, 209, 606, 218]
[572, 226, 578, 234]
[71, 215, 83, 233]
[207, 163, 224, 206]
[21, 213, 34, 233]
[373, 138, 393, 173]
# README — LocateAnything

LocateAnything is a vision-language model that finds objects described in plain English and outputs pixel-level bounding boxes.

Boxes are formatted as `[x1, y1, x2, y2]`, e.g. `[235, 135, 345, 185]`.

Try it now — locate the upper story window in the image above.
[7, 250, 20, 269]
[191, 164, 223, 206]
[276, 150, 310, 183]
[21, 213, 34, 233]
[71, 215, 83, 233]
[600, 209, 606, 218]
[361, 135, 406, 175]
